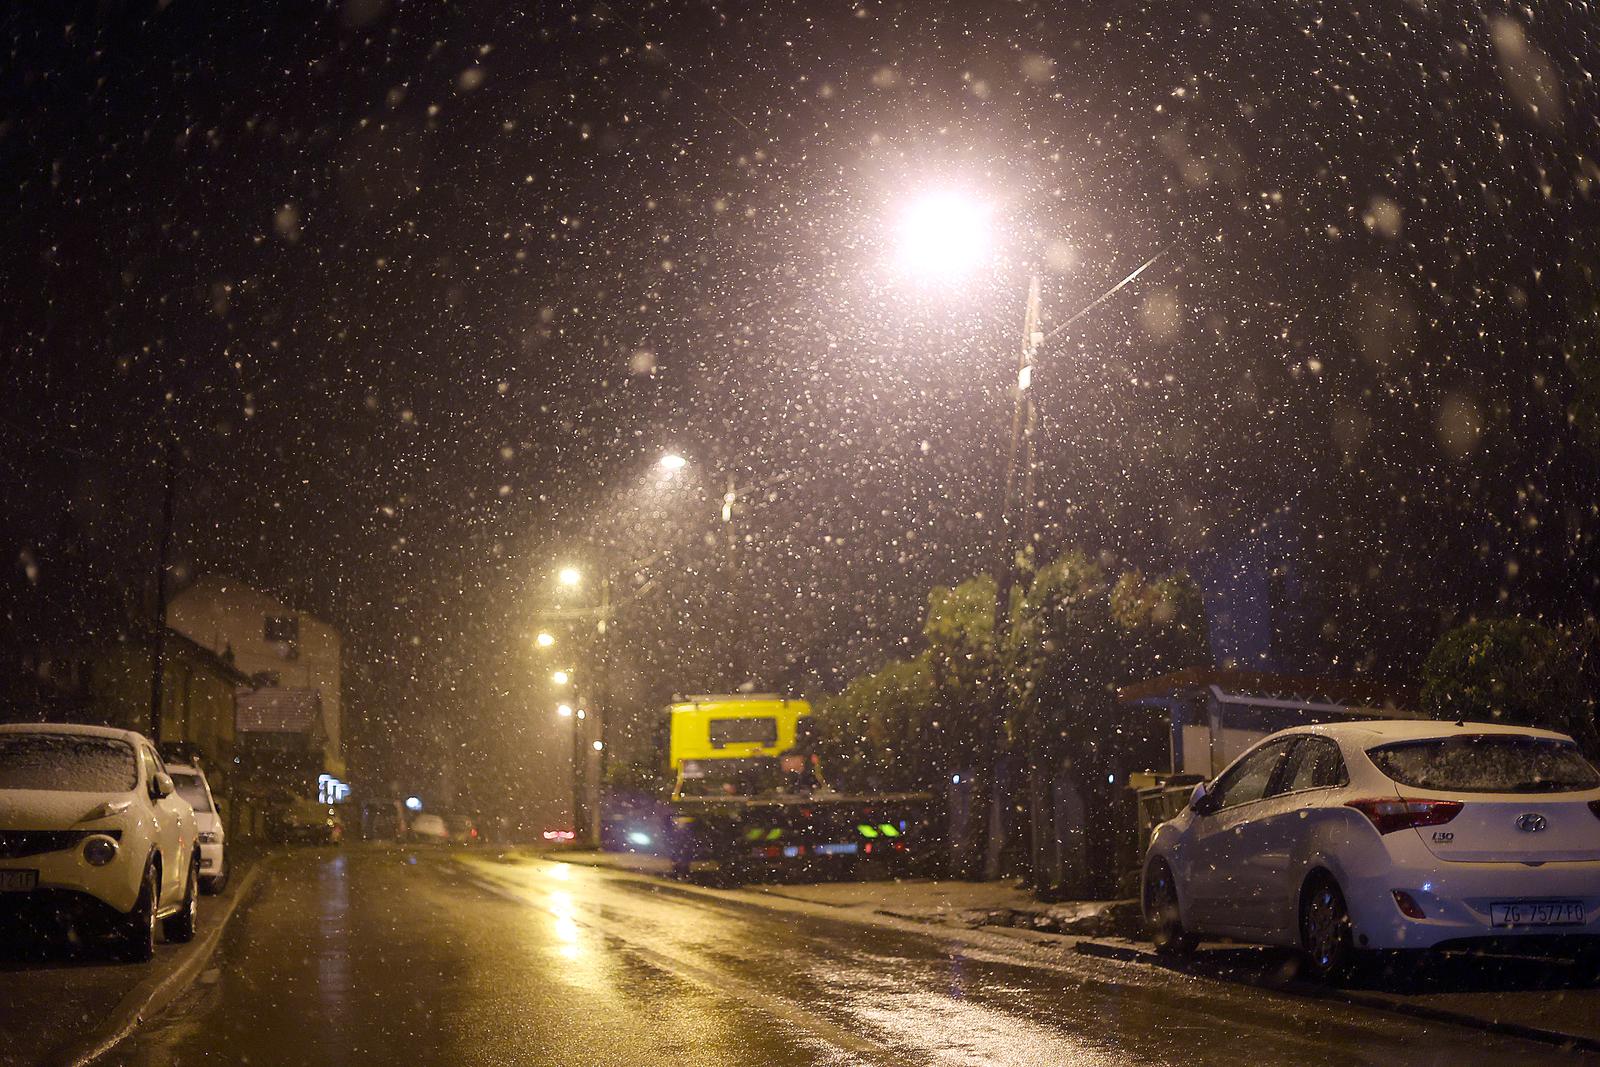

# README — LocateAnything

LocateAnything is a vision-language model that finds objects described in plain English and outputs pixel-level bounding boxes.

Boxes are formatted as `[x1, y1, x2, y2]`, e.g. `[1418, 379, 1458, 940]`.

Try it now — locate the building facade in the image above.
[167, 576, 344, 777]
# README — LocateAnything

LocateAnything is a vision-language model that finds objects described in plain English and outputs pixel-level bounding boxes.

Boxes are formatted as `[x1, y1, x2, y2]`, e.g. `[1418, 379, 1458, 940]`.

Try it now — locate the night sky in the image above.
[5, 1, 1598, 821]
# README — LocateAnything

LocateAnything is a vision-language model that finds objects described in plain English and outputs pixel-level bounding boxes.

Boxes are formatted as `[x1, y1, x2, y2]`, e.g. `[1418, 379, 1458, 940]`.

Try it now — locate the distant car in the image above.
[166, 762, 226, 893]
[265, 797, 344, 845]
[406, 813, 449, 842]
[1144, 721, 1600, 981]
[446, 814, 480, 845]
[0, 724, 201, 960]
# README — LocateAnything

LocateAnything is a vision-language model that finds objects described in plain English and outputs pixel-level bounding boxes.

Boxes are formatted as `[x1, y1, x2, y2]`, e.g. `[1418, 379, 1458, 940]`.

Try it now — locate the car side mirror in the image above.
[151, 773, 175, 800]
[1190, 782, 1220, 816]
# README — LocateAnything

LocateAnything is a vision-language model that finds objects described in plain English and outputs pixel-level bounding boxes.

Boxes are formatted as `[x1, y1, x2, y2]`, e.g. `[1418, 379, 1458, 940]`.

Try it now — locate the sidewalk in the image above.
[492, 847, 1139, 935]
[1075, 936, 1600, 1053]
[0, 847, 269, 1067]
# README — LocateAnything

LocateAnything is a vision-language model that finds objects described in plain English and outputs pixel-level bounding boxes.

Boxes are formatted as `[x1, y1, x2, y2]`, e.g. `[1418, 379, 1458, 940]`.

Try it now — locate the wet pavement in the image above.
[0, 854, 257, 1067]
[108, 846, 1597, 1066]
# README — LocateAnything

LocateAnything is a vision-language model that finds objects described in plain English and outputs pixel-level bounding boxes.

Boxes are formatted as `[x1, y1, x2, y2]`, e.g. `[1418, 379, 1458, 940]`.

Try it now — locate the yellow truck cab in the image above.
[668, 695, 810, 799]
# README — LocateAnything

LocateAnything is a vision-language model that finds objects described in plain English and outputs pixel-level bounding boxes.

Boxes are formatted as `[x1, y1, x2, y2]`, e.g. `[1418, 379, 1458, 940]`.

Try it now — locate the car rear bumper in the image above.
[1344, 858, 1600, 951]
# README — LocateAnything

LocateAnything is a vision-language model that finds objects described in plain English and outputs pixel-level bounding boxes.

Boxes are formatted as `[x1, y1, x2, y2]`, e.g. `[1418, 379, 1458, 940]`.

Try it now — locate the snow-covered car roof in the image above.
[1284, 719, 1575, 747]
[0, 721, 152, 746]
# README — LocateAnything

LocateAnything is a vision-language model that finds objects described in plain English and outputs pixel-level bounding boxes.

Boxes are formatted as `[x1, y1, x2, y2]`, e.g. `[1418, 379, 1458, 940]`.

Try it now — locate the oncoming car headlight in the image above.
[82, 835, 119, 867]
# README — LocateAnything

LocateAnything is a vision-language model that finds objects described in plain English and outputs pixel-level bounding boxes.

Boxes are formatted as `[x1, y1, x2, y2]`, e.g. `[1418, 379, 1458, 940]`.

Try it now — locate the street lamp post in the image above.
[890, 187, 1170, 884]
[539, 562, 613, 848]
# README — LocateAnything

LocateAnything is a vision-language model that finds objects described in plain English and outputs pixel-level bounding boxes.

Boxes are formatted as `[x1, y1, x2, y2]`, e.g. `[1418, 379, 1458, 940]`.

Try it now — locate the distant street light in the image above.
[658, 452, 688, 474]
[535, 631, 556, 648]
[557, 566, 583, 588]
[551, 669, 571, 686]
[592, 740, 604, 751]
[556, 703, 573, 718]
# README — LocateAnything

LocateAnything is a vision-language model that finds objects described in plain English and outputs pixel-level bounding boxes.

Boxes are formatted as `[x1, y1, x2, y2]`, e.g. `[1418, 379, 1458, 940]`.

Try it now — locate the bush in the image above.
[1421, 618, 1597, 752]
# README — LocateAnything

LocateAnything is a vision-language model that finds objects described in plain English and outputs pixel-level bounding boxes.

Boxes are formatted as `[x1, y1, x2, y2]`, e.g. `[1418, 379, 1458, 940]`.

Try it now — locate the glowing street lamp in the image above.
[658, 452, 688, 475]
[556, 703, 573, 718]
[891, 189, 995, 284]
[551, 669, 571, 686]
[535, 631, 556, 649]
[557, 566, 582, 588]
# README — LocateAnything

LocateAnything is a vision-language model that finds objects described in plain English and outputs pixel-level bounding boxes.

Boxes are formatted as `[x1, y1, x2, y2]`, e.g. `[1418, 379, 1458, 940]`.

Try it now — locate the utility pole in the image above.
[982, 274, 1042, 881]
[148, 431, 177, 745]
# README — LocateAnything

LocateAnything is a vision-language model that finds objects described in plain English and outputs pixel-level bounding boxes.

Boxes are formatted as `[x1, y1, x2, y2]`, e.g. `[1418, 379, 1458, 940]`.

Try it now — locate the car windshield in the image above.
[0, 734, 138, 793]
[1368, 735, 1600, 793]
[170, 772, 212, 812]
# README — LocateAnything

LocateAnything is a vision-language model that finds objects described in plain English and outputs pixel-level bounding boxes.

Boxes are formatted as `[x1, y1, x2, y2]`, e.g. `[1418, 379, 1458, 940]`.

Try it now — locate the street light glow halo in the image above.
[892, 189, 995, 283]
[658, 452, 688, 473]
[557, 566, 582, 588]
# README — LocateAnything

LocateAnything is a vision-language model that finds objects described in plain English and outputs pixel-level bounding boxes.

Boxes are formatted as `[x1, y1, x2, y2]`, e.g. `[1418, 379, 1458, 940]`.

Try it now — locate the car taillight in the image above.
[1346, 797, 1463, 834]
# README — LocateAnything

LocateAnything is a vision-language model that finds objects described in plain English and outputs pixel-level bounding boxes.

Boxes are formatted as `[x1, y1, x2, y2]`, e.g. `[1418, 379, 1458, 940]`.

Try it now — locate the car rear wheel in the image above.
[1144, 859, 1197, 957]
[1300, 873, 1357, 983]
[118, 862, 158, 962]
[162, 853, 199, 943]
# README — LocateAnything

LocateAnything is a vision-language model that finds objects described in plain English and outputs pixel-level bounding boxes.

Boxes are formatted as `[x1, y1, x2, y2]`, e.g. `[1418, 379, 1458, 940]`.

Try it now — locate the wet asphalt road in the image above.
[111, 846, 1597, 1067]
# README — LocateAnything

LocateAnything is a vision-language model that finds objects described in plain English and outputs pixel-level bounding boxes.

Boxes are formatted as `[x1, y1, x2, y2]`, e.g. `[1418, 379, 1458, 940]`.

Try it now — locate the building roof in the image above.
[161, 628, 254, 688]
[1117, 668, 1415, 711]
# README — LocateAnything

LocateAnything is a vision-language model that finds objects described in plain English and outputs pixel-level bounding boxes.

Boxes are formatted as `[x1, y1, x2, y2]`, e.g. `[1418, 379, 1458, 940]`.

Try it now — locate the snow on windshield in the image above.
[0, 735, 138, 793]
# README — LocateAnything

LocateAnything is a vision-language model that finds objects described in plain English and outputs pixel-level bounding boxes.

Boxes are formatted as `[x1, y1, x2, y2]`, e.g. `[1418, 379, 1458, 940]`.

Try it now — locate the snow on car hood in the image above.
[0, 788, 137, 830]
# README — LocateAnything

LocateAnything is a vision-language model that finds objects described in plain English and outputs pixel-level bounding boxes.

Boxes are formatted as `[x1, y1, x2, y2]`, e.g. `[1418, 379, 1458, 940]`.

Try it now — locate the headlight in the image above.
[198, 831, 219, 844]
[83, 835, 119, 866]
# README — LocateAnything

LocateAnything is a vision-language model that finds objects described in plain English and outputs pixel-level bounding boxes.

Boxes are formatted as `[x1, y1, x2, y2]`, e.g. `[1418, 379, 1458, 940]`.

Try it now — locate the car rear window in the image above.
[171, 773, 213, 812]
[0, 734, 138, 792]
[1368, 735, 1600, 794]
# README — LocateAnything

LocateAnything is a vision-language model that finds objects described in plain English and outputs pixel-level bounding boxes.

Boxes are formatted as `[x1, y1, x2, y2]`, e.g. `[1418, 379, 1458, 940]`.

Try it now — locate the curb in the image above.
[56, 858, 270, 1067]
[1071, 938, 1600, 1056]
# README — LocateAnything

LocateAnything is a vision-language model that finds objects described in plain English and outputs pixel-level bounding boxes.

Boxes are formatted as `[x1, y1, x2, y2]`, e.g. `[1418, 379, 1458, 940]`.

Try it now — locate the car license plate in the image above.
[1490, 900, 1585, 927]
[0, 870, 38, 892]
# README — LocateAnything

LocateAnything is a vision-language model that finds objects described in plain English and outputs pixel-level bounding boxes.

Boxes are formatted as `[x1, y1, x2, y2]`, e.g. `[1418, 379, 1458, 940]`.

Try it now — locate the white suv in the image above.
[0, 723, 201, 960]
[166, 762, 226, 893]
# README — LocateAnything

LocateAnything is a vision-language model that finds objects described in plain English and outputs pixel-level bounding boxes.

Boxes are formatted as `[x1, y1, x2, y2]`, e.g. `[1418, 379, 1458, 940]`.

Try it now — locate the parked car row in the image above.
[1143, 720, 1600, 982]
[0, 723, 210, 961]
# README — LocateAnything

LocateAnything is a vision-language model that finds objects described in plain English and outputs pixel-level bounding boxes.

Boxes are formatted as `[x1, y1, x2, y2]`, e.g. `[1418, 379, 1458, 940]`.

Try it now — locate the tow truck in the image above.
[663, 694, 932, 883]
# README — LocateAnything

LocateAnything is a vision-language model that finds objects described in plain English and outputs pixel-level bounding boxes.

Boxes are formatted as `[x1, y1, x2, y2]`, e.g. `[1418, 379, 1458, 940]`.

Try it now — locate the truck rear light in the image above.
[1346, 797, 1463, 834]
[1391, 890, 1426, 919]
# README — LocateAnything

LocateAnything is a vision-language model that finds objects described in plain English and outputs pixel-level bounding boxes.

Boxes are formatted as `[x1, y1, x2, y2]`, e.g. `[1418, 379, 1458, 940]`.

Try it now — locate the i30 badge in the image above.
[1516, 813, 1548, 833]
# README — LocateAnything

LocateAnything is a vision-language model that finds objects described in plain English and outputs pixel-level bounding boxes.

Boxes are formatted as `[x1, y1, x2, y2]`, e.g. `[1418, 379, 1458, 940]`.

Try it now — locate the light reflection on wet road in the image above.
[115, 847, 1594, 1066]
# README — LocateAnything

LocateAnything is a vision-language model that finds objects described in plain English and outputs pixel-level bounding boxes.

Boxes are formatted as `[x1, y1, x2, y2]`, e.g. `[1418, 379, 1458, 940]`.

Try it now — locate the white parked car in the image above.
[0, 723, 202, 960]
[166, 762, 226, 893]
[1144, 720, 1600, 981]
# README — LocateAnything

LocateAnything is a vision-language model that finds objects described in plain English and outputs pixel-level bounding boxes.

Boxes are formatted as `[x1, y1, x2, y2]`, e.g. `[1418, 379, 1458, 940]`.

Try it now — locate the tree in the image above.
[1008, 557, 1210, 897]
[922, 574, 997, 769]
[1421, 618, 1597, 754]
[1109, 570, 1210, 683]
[813, 656, 934, 792]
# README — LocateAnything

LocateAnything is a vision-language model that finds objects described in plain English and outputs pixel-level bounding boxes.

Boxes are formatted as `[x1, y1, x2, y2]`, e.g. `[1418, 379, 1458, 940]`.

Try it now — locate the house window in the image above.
[264, 616, 300, 659]
[264, 615, 298, 643]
